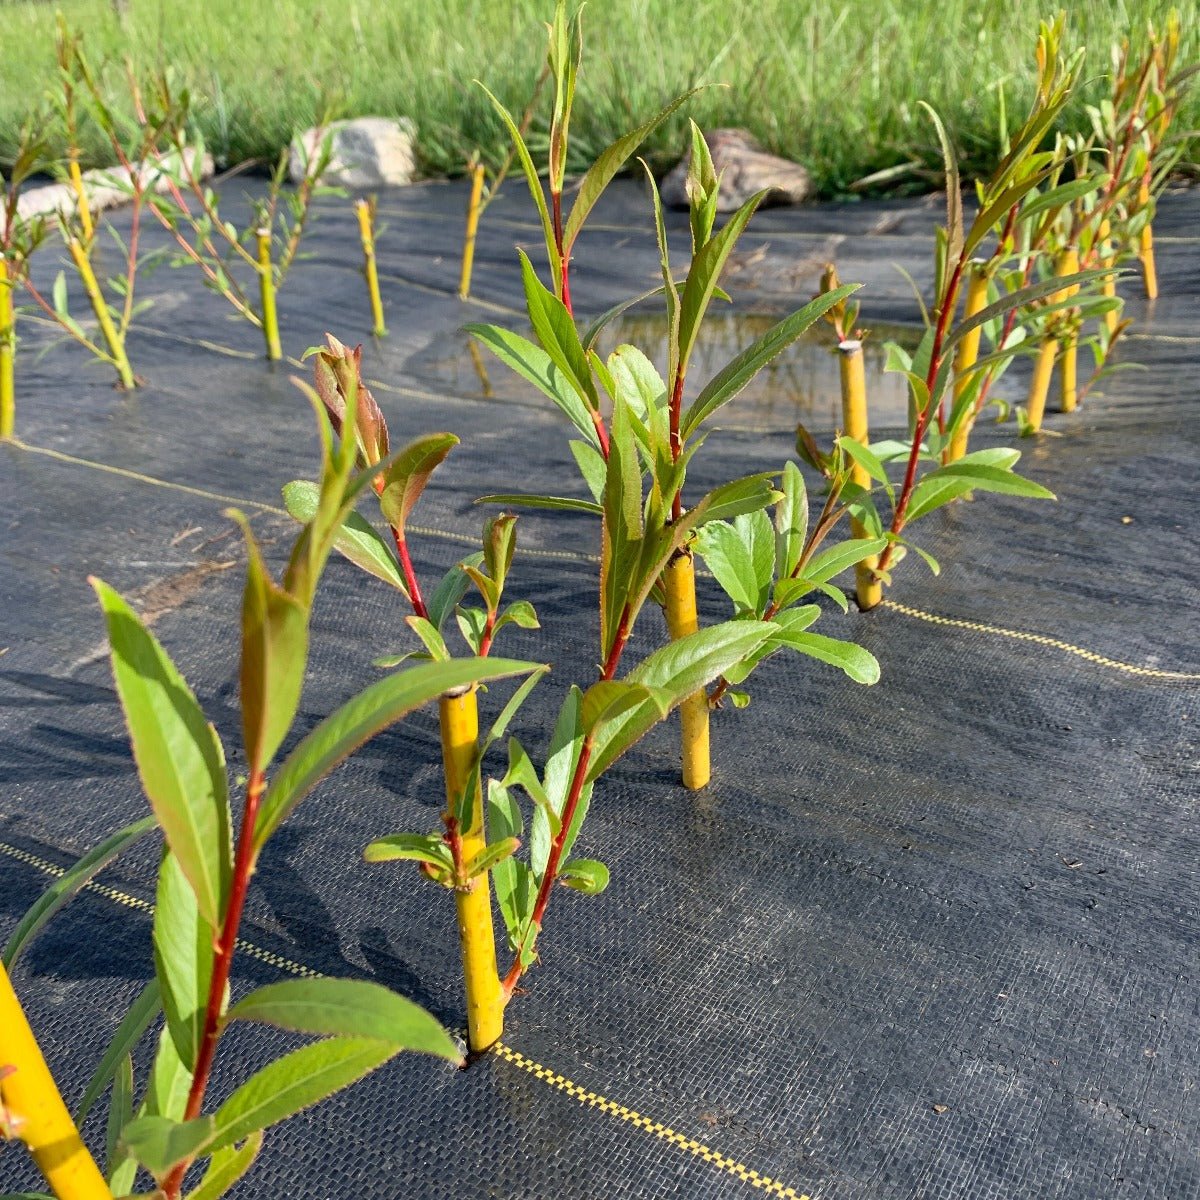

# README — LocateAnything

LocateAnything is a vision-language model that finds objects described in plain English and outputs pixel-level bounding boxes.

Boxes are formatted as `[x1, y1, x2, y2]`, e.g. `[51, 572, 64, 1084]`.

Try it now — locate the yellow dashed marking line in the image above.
[493, 1043, 809, 1198]
[0, 839, 804, 1198]
[880, 599, 1200, 680]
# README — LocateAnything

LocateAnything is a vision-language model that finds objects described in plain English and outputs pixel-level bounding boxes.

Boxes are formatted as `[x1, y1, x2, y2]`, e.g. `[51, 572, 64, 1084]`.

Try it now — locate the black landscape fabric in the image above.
[1, 177, 1198, 1200]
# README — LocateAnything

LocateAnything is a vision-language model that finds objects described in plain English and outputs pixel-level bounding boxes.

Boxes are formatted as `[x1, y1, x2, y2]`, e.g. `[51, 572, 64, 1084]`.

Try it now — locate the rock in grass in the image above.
[661, 128, 812, 212]
[290, 117, 418, 188]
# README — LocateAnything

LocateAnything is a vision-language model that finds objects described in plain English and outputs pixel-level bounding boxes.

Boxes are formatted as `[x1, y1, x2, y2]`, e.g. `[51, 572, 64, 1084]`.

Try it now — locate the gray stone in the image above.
[289, 117, 418, 189]
[661, 128, 812, 212]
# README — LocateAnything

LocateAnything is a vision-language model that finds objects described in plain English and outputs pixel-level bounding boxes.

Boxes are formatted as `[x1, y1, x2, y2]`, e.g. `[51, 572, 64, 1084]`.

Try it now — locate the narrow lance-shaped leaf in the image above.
[563, 89, 700, 252]
[226, 978, 460, 1061]
[183, 1130, 263, 1200]
[3, 815, 157, 970]
[209, 1037, 401, 1153]
[229, 510, 309, 776]
[682, 284, 862, 437]
[282, 480, 408, 595]
[588, 622, 774, 780]
[677, 191, 766, 374]
[154, 850, 214, 1073]
[90, 578, 231, 928]
[464, 325, 599, 448]
[253, 657, 544, 852]
[75, 979, 161, 1124]
[377, 432, 459, 537]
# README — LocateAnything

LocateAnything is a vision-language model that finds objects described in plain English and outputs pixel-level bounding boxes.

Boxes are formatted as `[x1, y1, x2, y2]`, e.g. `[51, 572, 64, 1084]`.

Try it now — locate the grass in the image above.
[0, 0, 1196, 196]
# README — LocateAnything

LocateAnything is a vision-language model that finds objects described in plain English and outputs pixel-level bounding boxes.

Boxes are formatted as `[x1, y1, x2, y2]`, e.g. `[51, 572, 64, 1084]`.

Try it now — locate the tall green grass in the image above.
[1, 0, 1195, 195]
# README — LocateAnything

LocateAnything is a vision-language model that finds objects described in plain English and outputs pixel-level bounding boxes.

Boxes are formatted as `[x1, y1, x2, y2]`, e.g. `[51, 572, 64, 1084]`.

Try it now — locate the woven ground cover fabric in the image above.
[0, 178, 1197, 1199]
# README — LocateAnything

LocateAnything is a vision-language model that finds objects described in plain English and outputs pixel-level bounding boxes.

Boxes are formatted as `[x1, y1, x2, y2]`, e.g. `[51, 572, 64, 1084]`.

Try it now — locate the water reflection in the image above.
[414, 312, 922, 432]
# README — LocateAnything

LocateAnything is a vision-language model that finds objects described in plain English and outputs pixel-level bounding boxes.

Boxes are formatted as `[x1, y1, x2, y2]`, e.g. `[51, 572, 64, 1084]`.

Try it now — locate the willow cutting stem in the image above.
[67, 160, 94, 245]
[1025, 337, 1058, 433]
[1, 258, 14, 440]
[1138, 179, 1158, 301]
[837, 340, 881, 609]
[1098, 218, 1120, 338]
[441, 688, 504, 1051]
[0, 961, 113, 1200]
[458, 164, 486, 301]
[256, 228, 282, 361]
[356, 198, 386, 337]
[1056, 248, 1080, 414]
[663, 551, 710, 789]
[66, 237, 135, 390]
[945, 263, 989, 464]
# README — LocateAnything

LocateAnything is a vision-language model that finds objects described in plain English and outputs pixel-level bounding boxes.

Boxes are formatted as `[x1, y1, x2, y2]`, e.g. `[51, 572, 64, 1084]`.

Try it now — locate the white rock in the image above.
[289, 117, 418, 189]
[12, 148, 214, 227]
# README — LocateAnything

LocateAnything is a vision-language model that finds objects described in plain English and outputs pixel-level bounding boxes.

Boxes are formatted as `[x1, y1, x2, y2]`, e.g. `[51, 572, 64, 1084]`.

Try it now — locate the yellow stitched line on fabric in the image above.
[0, 839, 803, 1198]
[492, 1043, 809, 1199]
[880, 599, 1200, 680]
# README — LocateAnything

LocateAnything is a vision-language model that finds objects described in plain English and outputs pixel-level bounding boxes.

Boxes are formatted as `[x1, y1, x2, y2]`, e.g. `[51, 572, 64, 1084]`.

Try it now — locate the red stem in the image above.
[551, 190, 572, 315]
[877, 254, 968, 574]
[391, 528, 429, 620]
[501, 602, 631, 997]
[162, 768, 266, 1199]
[668, 368, 686, 522]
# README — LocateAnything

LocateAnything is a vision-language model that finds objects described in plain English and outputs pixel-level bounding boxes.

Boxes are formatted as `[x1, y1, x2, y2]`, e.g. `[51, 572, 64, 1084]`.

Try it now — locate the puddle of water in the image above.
[411, 312, 922, 432]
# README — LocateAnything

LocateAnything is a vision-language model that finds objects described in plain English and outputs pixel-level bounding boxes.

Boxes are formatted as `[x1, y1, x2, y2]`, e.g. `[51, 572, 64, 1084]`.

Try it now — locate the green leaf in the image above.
[601, 393, 645, 658]
[282, 480, 408, 595]
[771, 628, 880, 684]
[480, 667, 549, 755]
[559, 858, 610, 895]
[210, 1037, 399, 1152]
[363, 832, 452, 870]
[906, 462, 1055, 523]
[405, 615, 450, 661]
[154, 851, 215, 1073]
[563, 89, 699, 252]
[920, 101, 962, 263]
[678, 191, 765, 375]
[475, 492, 602, 515]
[142, 1026, 193, 1121]
[226, 978, 460, 1061]
[836, 437, 891, 489]
[455, 605, 487, 655]
[774, 461, 808, 580]
[76, 980, 161, 1124]
[518, 250, 600, 416]
[465, 836, 521, 880]
[104, 1053, 134, 1181]
[581, 680, 672, 735]
[426, 555, 481, 634]
[570, 439, 607, 503]
[52, 270, 69, 317]
[487, 780, 533, 953]
[682, 285, 861, 437]
[798, 537, 888, 587]
[589, 622, 774, 780]
[119, 1113, 217, 1181]
[230, 512, 310, 776]
[3, 815, 157, 970]
[691, 472, 781, 526]
[184, 1131, 263, 1200]
[465, 324, 598, 447]
[377, 433, 459, 536]
[495, 599, 540, 634]
[90, 578, 231, 929]
[254, 657, 543, 852]
[475, 82, 557, 277]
